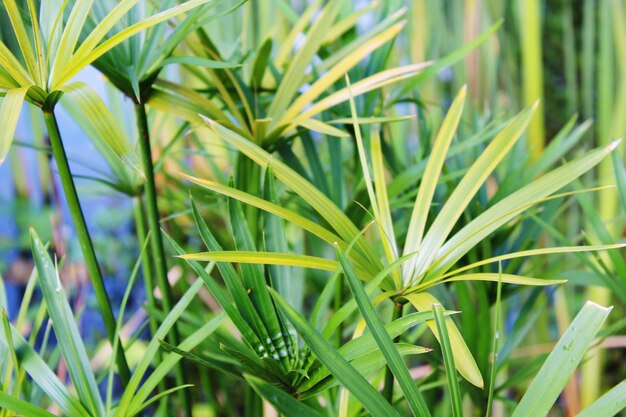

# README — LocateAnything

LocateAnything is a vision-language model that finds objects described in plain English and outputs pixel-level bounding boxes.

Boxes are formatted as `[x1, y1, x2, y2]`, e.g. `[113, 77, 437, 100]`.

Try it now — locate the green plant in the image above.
[2, 1, 626, 416]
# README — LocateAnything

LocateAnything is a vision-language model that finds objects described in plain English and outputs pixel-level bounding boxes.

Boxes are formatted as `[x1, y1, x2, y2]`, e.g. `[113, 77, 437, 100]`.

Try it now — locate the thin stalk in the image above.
[134, 102, 191, 416]
[132, 197, 167, 407]
[382, 302, 403, 402]
[42, 110, 131, 387]
[582, 0, 614, 407]
[519, 0, 545, 160]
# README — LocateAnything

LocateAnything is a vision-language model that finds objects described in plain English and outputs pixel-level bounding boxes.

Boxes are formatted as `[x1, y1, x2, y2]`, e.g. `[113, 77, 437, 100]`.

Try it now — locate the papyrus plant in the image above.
[181, 86, 623, 390]
[0, 0, 221, 386]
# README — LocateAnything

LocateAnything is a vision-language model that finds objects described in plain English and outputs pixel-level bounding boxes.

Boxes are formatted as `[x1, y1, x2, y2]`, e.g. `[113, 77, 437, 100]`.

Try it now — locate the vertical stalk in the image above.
[582, 0, 618, 406]
[132, 197, 168, 406]
[135, 103, 177, 315]
[42, 109, 131, 387]
[519, 0, 545, 160]
[134, 102, 191, 416]
[132, 197, 158, 337]
[382, 302, 403, 402]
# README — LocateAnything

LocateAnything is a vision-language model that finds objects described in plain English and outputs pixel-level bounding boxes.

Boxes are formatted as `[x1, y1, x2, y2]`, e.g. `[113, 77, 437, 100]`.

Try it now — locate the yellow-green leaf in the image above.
[403, 292, 483, 388]
[0, 87, 29, 164]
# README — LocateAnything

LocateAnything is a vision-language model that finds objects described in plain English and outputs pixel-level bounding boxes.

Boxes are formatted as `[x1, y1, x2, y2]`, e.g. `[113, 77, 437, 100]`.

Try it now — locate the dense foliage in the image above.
[1, 1, 625, 416]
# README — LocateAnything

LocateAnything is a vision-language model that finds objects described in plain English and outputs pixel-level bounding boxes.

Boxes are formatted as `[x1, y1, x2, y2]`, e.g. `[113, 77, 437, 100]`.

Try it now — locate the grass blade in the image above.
[432, 304, 462, 417]
[180, 251, 338, 271]
[116, 279, 204, 416]
[271, 289, 402, 417]
[266, 0, 342, 124]
[30, 229, 104, 417]
[403, 86, 467, 280]
[0, 311, 89, 416]
[0, 392, 56, 417]
[200, 117, 382, 276]
[339, 251, 432, 417]
[511, 301, 612, 417]
[576, 380, 626, 417]
[403, 292, 482, 388]
[246, 374, 325, 417]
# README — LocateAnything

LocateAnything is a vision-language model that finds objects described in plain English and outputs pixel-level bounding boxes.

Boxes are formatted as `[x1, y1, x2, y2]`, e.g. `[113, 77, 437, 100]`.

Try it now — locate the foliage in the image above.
[1, 1, 625, 416]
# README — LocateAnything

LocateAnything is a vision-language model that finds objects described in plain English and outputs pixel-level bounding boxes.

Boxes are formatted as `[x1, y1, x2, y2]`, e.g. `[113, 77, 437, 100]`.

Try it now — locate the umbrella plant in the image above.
[0, 0, 220, 386]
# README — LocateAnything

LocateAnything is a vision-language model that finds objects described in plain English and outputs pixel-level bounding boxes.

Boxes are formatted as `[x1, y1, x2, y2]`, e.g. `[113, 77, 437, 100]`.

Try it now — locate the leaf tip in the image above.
[199, 113, 216, 127]
[608, 138, 622, 151]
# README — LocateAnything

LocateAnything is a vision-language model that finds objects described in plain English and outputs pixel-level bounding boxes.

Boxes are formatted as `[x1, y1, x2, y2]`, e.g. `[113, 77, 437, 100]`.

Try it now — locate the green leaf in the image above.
[267, 0, 343, 124]
[612, 150, 626, 216]
[274, 0, 323, 68]
[277, 20, 405, 127]
[50, 0, 93, 86]
[246, 374, 325, 417]
[298, 118, 350, 138]
[61, 82, 144, 176]
[116, 279, 204, 416]
[199, 117, 381, 276]
[182, 174, 344, 246]
[0, 392, 56, 417]
[55, 0, 216, 88]
[271, 289, 402, 417]
[0, 42, 33, 86]
[162, 55, 241, 68]
[339, 251, 431, 417]
[164, 229, 263, 353]
[131, 384, 195, 417]
[511, 301, 612, 417]
[180, 251, 338, 271]
[403, 292, 483, 388]
[409, 105, 538, 284]
[0, 308, 89, 417]
[127, 312, 226, 415]
[438, 273, 565, 287]
[346, 74, 398, 285]
[427, 140, 621, 281]
[321, 251, 419, 339]
[263, 164, 303, 315]
[576, 379, 626, 417]
[440, 244, 625, 279]
[0, 87, 29, 164]
[403, 86, 466, 280]
[327, 115, 415, 125]
[30, 229, 104, 417]
[292, 62, 432, 129]
[2, 0, 39, 82]
[188, 200, 270, 348]
[432, 304, 462, 417]
[227, 189, 286, 362]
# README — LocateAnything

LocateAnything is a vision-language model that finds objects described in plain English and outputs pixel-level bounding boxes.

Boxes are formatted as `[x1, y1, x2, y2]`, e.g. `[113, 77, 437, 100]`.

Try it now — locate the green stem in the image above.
[132, 197, 159, 337]
[132, 198, 167, 398]
[382, 303, 403, 403]
[42, 110, 131, 387]
[134, 102, 191, 416]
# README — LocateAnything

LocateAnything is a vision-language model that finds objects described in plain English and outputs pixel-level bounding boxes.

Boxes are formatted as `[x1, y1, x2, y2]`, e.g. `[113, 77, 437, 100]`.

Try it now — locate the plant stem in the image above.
[519, 0, 545, 160]
[134, 102, 191, 416]
[42, 110, 131, 387]
[382, 302, 403, 403]
[132, 197, 167, 406]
